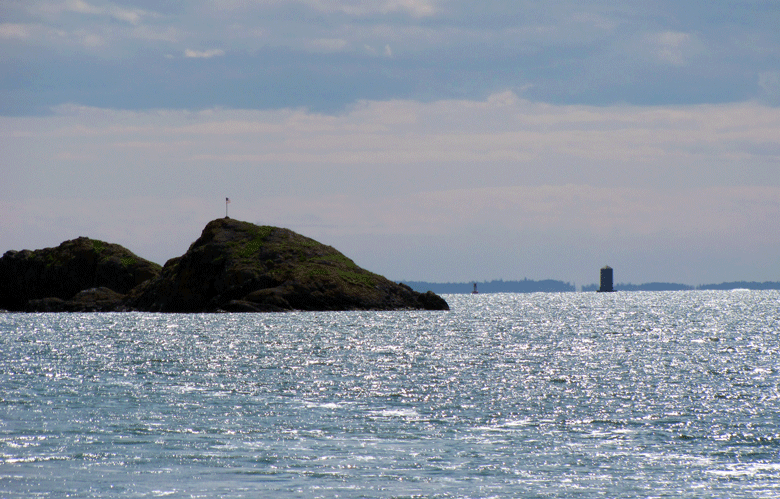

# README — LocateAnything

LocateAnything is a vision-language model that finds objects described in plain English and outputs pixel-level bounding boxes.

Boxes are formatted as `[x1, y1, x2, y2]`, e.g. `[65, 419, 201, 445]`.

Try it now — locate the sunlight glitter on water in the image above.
[1, 291, 780, 497]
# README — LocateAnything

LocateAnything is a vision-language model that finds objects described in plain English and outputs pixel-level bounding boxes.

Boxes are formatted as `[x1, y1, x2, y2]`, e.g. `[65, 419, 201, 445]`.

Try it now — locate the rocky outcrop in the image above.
[0, 237, 161, 312]
[1, 219, 448, 313]
[126, 218, 449, 312]
[26, 287, 127, 312]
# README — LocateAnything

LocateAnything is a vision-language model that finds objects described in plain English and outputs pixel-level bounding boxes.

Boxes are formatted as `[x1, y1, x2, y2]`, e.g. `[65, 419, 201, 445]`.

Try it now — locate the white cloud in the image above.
[240, 0, 438, 17]
[376, 0, 436, 17]
[28, 94, 780, 173]
[290, 0, 437, 17]
[64, 0, 154, 25]
[0, 23, 32, 39]
[2, 2, 166, 50]
[184, 48, 226, 58]
[0, 21, 107, 49]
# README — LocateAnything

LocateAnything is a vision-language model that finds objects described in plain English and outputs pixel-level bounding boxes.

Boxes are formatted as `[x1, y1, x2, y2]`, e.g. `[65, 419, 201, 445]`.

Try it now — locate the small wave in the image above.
[2, 454, 69, 464]
[368, 407, 422, 420]
[304, 401, 344, 410]
[706, 463, 780, 477]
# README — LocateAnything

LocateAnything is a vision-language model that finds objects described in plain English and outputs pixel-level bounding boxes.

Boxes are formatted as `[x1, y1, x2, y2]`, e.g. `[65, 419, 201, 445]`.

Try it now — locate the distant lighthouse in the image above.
[598, 266, 615, 292]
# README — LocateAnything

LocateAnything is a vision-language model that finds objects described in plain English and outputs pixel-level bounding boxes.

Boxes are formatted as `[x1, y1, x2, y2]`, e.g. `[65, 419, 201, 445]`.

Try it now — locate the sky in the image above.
[2, 0, 779, 288]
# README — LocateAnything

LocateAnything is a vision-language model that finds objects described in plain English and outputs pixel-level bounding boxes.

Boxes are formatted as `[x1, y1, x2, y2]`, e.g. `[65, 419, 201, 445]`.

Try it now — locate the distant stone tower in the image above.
[598, 265, 615, 292]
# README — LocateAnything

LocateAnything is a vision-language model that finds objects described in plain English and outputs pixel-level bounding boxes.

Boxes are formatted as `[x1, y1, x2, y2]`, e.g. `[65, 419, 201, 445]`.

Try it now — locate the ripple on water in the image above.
[1, 291, 779, 497]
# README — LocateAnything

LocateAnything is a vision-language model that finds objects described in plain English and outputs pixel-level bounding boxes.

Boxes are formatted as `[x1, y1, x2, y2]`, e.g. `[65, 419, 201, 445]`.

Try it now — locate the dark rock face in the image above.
[1, 219, 448, 313]
[26, 287, 126, 312]
[127, 218, 449, 312]
[0, 237, 161, 312]
[417, 290, 450, 311]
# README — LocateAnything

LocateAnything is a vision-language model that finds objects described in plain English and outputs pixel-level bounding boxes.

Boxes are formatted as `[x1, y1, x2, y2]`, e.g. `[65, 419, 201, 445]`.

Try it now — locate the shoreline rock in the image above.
[0, 237, 160, 312]
[1, 219, 448, 313]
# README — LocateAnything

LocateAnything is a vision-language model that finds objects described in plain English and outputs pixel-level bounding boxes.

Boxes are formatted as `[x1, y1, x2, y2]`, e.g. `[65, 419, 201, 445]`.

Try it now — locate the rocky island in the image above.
[0, 236, 161, 312]
[0, 218, 448, 313]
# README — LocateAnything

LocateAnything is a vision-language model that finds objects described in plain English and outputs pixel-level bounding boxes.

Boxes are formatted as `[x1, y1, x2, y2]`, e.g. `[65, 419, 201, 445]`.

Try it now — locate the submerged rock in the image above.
[126, 218, 448, 312]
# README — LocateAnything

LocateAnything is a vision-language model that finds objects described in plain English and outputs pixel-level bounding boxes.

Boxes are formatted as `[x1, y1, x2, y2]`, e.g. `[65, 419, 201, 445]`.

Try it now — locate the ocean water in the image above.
[1, 290, 779, 498]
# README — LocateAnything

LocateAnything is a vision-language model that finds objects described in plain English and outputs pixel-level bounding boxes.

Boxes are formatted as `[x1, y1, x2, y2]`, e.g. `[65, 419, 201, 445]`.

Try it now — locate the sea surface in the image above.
[2, 291, 780, 498]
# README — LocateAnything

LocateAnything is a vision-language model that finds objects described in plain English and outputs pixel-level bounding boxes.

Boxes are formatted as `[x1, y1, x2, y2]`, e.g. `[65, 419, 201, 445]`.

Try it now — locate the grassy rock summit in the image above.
[0, 218, 448, 312]
[127, 218, 448, 312]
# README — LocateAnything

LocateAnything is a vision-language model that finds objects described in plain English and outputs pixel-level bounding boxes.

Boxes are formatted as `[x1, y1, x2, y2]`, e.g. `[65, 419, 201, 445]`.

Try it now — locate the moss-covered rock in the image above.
[0, 219, 448, 313]
[126, 218, 449, 312]
[0, 237, 161, 311]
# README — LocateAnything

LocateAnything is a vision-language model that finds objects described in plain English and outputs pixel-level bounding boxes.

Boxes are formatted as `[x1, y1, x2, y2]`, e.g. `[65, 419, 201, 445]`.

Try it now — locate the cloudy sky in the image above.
[2, 0, 779, 288]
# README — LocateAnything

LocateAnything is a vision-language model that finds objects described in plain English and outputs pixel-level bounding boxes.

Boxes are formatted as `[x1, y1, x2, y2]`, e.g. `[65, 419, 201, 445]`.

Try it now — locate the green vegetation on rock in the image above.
[127, 218, 448, 313]
[1, 218, 447, 313]
[1, 237, 162, 311]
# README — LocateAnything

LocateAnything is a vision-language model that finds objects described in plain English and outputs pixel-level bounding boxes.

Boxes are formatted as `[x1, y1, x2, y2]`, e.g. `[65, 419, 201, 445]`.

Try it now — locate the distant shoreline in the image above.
[404, 279, 780, 294]
[403, 279, 574, 294]
[582, 281, 780, 292]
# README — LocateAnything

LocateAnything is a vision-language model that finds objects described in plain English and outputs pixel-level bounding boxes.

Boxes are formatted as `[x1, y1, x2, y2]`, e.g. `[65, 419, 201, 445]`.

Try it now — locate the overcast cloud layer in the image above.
[2, 1, 779, 287]
[3, 0, 780, 114]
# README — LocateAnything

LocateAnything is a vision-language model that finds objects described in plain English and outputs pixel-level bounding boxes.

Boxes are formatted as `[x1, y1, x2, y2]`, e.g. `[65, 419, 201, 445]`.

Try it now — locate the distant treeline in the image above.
[582, 281, 780, 292]
[406, 279, 780, 294]
[404, 279, 575, 294]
